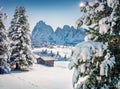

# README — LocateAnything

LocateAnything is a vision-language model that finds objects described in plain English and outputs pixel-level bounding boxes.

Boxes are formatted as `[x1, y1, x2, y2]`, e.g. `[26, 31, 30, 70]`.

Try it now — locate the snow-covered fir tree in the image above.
[49, 50, 54, 57]
[9, 6, 34, 70]
[0, 6, 11, 74]
[69, 0, 120, 89]
[63, 54, 67, 61]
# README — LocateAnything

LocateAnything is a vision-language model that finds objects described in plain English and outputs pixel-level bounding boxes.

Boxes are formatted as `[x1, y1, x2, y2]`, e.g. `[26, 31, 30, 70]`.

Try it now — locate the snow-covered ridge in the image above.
[31, 21, 86, 46]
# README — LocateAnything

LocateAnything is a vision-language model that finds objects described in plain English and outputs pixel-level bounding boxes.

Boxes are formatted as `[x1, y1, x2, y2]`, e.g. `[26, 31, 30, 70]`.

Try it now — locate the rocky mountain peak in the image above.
[31, 20, 86, 46]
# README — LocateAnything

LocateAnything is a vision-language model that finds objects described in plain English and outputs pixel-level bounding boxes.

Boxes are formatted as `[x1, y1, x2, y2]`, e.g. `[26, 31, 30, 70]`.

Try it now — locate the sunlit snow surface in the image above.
[0, 62, 73, 89]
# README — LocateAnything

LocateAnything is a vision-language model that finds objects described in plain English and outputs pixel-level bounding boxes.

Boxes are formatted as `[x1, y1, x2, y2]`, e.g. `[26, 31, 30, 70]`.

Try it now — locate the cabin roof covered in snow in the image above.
[41, 57, 54, 61]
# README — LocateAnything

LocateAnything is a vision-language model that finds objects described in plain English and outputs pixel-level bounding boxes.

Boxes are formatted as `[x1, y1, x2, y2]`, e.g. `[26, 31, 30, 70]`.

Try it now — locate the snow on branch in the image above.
[107, 0, 118, 8]
[70, 41, 106, 65]
[69, 41, 115, 76]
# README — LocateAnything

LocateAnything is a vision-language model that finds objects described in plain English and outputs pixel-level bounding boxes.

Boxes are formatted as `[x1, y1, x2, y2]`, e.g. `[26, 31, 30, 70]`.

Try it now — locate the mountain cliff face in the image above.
[31, 21, 54, 42]
[31, 21, 86, 46]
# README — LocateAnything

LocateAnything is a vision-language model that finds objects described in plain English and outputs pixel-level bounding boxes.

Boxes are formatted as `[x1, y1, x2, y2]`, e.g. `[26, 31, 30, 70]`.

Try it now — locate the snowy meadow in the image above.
[0, 62, 73, 89]
[0, 45, 74, 89]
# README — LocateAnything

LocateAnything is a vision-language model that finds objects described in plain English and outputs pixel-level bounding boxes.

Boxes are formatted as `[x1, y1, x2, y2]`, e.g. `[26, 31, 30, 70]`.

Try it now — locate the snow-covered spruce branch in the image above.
[69, 41, 115, 89]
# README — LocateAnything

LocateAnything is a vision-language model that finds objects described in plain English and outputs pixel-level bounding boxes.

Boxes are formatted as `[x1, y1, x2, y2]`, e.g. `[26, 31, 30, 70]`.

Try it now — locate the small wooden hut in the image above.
[37, 57, 54, 67]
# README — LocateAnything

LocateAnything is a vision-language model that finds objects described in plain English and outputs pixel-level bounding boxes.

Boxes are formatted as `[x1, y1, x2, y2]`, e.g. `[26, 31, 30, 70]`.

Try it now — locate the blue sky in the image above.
[0, 0, 82, 31]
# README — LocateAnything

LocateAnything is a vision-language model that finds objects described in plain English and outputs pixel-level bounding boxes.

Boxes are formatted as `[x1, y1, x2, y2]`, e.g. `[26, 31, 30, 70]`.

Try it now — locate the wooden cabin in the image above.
[37, 57, 45, 64]
[37, 57, 54, 67]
